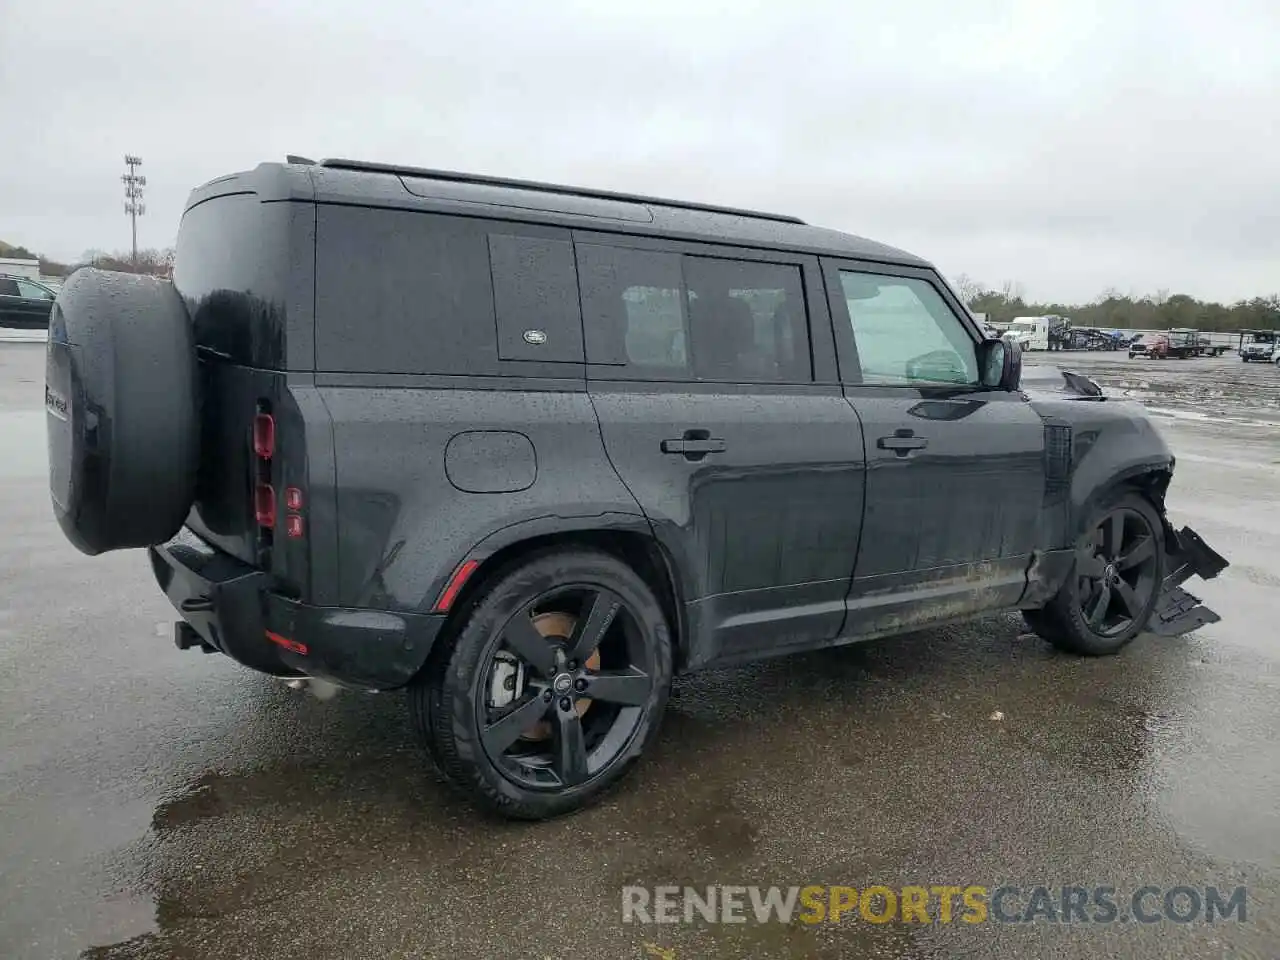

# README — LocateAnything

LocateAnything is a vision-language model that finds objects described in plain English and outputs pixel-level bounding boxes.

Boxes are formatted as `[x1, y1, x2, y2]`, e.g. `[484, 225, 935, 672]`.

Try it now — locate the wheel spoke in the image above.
[1113, 579, 1141, 619]
[502, 612, 558, 678]
[482, 694, 550, 754]
[567, 589, 623, 663]
[1117, 535, 1155, 571]
[551, 709, 589, 785]
[1087, 580, 1112, 626]
[1103, 513, 1125, 559]
[583, 668, 651, 706]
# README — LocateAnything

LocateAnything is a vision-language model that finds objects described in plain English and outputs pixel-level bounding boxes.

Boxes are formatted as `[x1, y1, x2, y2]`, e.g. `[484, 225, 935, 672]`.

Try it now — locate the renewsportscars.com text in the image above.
[621, 884, 1248, 925]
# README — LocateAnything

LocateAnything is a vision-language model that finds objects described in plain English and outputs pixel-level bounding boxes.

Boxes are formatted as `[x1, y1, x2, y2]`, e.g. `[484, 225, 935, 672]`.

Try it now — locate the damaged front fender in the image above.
[1149, 525, 1229, 637]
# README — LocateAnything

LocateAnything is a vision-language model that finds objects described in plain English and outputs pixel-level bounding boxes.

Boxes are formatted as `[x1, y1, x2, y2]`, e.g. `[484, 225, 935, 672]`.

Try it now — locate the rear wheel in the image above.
[410, 548, 672, 819]
[1023, 492, 1165, 656]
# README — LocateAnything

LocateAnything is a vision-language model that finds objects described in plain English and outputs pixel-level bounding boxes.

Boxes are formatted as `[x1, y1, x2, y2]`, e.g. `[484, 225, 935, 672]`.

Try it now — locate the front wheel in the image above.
[410, 548, 672, 819]
[1023, 492, 1165, 656]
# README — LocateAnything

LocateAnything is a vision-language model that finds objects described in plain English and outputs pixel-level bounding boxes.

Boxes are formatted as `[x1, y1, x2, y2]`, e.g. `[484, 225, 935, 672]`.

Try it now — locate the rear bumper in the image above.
[149, 530, 445, 690]
[1149, 525, 1229, 637]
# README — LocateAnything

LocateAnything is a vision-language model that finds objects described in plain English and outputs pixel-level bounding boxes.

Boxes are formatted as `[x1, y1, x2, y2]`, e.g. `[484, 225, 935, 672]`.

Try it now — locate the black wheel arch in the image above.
[1072, 461, 1174, 543]
[430, 514, 690, 673]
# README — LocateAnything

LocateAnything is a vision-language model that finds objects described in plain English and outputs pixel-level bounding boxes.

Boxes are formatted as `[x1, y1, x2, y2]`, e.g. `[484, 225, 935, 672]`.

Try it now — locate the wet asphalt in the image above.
[1, 342, 1277, 960]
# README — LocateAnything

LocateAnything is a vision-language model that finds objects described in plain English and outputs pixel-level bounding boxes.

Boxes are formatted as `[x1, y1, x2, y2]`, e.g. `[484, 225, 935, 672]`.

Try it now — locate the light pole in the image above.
[122, 155, 146, 263]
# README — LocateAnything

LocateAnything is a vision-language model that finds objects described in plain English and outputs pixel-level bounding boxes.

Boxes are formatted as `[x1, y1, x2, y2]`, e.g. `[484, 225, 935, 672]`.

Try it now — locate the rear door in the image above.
[824, 261, 1046, 637]
[578, 234, 866, 668]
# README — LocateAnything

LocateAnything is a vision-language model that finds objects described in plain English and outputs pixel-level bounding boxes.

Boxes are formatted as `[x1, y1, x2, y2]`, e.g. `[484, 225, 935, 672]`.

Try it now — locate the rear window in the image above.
[175, 194, 298, 369]
[576, 243, 811, 383]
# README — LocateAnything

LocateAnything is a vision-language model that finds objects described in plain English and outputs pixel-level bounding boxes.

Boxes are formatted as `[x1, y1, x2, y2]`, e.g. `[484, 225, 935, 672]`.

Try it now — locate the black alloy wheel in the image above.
[411, 548, 672, 820]
[1074, 507, 1161, 638]
[478, 585, 655, 791]
[1022, 492, 1167, 656]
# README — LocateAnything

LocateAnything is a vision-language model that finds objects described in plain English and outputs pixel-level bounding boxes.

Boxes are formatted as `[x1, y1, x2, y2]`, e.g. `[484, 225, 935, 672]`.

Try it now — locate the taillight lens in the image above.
[285, 514, 304, 538]
[253, 413, 275, 459]
[285, 486, 303, 511]
[254, 483, 276, 528]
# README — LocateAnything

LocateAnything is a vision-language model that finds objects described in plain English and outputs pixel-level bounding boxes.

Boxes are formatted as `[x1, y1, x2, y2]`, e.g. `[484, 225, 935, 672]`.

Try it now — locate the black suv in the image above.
[44, 158, 1227, 819]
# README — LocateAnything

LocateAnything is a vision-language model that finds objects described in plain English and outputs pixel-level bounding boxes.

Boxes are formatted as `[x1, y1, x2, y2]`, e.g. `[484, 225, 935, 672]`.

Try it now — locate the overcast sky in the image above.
[2, 0, 1276, 303]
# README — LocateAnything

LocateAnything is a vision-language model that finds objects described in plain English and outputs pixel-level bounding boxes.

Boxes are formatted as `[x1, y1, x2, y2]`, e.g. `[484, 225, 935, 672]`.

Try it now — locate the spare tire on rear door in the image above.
[45, 268, 199, 556]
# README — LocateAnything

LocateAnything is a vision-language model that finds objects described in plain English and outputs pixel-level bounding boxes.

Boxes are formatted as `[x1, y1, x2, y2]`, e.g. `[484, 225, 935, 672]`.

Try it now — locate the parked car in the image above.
[0, 274, 57, 329]
[43, 158, 1228, 819]
[1129, 333, 1170, 359]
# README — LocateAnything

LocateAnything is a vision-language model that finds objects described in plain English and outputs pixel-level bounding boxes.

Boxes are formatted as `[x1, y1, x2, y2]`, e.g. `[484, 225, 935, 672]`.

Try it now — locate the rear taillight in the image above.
[253, 400, 304, 553]
[254, 483, 276, 529]
[253, 413, 275, 459]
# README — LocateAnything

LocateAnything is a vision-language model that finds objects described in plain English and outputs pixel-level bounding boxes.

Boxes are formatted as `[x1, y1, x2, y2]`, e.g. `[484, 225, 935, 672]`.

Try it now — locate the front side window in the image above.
[840, 271, 978, 385]
[15, 279, 54, 300]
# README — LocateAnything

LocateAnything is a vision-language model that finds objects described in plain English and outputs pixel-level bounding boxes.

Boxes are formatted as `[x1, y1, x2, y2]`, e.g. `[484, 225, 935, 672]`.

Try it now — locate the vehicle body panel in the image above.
[588, 380, 867, 668]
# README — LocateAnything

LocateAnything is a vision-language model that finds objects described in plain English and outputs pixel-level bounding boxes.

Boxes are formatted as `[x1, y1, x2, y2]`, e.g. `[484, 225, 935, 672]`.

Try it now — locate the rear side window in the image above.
[0, 278, 20, 296]
[488, 234, 583, 363]
[577, 244, 811, 383]
[684, 256, 807, 382]
[315, 208, 583, 375]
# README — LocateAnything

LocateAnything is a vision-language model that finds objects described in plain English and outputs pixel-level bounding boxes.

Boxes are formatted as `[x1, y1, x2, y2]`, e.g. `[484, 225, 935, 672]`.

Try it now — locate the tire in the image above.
[1023, 491, 1165, 656]
[409, 548, 673, 820]
[45, 269, 198, 556]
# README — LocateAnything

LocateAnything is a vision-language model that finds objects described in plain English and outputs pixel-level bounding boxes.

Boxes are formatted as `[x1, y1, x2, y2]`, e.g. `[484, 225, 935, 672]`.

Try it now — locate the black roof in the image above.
[185, 158, 930, 268]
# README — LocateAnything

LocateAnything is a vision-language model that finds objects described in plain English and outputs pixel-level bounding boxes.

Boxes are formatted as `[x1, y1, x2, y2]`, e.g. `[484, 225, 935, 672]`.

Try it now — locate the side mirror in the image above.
[979, 337, 1022, 391]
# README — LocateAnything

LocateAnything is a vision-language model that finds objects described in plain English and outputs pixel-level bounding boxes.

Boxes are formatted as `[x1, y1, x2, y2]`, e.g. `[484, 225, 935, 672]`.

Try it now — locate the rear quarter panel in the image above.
[318, 378, 644, 613]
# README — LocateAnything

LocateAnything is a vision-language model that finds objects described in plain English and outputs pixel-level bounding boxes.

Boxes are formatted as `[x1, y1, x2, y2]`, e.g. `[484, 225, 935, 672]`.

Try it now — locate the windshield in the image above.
[1010, 321, 1037, 332]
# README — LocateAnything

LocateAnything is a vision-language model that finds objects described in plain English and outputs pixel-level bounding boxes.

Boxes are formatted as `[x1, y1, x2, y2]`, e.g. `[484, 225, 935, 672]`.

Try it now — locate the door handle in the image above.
[876, 430, 928, 455]
[661, 430, 726, 460]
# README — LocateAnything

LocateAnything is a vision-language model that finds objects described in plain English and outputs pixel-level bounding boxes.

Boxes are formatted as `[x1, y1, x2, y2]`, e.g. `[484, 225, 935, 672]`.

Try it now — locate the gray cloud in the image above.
[2, 0, 1276, 302]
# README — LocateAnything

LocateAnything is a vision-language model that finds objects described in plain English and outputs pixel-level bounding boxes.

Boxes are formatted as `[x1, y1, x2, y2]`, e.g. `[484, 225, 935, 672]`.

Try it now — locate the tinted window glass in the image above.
[683, 256, 808, 382]
[488, 234, 583, 363]
[578, 244, 689, 374]
[0, 278, 19, 297]
[316, 206, 499, 375]
[579, 245, 810, 383]
[840, 271, 977, 385]
[176, 193, 296, 369]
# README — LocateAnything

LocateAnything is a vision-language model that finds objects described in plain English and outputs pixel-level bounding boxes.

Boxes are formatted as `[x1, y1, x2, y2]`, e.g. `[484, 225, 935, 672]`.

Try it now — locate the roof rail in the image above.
[316, 158, 805, 225]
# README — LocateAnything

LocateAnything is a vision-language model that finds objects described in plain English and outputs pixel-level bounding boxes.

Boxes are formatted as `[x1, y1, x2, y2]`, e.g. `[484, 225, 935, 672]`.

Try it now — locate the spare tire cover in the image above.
[46, 268, 199, 555]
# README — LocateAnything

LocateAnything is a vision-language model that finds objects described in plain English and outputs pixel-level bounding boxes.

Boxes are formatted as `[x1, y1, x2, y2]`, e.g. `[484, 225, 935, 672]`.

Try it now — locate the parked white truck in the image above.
[1004, 316, 1050, 351]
